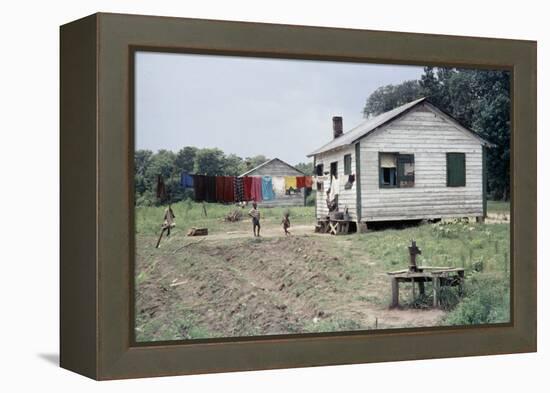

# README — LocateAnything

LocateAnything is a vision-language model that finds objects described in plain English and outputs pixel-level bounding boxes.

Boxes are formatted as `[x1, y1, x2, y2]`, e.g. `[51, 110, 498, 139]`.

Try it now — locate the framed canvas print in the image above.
[60, 13, 536, 380]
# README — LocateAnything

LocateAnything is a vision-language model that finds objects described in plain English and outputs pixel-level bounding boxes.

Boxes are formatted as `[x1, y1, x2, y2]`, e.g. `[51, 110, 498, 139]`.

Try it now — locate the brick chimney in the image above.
[332, 116, 343, 138]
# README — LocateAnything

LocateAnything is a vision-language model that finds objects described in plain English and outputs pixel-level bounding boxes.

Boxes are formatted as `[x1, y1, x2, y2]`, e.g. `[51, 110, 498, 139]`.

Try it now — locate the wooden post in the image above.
[419, 281, 425, 295]
[433, 276, 440, 307]
[155, 227, 167, 248]
[408, 240, 421, 272]
[391, 278, 399, 308]
[458, 270, 465, 297]
[411, 278, 416, 302]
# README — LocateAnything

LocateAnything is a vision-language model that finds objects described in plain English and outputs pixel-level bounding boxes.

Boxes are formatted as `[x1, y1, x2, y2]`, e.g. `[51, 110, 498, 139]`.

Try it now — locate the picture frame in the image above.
[60, 12, 536, 380]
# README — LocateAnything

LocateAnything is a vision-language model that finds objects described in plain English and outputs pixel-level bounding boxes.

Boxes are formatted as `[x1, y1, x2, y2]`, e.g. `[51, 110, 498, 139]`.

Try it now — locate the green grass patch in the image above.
[353, 221, 509, 274]
[487, 200, 510, 214]
[136, 201, 315, 235]
[445, 272, 510, 325]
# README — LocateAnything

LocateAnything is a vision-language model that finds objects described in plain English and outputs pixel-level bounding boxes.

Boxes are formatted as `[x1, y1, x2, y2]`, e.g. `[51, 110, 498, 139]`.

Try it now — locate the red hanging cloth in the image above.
[251, 177, 263, 202]
[243, 176, 253, 201]
[223, 176, 235, 202]
[215, 176, 225, 202]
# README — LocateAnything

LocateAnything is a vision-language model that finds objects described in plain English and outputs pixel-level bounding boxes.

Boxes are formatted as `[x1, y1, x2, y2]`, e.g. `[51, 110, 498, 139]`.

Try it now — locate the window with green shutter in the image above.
[446, 153, 466, 187]
[344, 154, 352, 175]
[378, 152, 415, 188]
[397, 154, 414, 187]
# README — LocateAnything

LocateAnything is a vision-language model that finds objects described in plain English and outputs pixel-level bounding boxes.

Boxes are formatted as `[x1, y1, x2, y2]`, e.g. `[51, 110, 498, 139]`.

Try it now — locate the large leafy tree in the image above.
[134, 150, 153, 196]
[223, 153, 246, 176]
[363, 80, 423, 118]
[175, 146, 198, 173]
[363, 67, 510, 200]
[295, 162, 313, 175]
[194, 148, 226, 175]
[243, 155, 269, 172]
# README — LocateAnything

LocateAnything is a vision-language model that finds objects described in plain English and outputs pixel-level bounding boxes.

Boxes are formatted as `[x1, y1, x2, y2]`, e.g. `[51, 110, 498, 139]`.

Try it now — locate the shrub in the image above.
[305, 190, 316, 206]
[444, 273, 510, 325]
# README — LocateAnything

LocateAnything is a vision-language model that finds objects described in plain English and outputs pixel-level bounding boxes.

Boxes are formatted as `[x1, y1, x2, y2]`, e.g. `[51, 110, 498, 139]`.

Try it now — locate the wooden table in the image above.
[386, 266, 465, 308]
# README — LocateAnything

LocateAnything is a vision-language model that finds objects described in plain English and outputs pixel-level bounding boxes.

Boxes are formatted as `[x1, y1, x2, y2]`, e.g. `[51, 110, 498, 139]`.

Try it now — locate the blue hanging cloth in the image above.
[180, 172, 194, 188]
[261, 176, 274, 200]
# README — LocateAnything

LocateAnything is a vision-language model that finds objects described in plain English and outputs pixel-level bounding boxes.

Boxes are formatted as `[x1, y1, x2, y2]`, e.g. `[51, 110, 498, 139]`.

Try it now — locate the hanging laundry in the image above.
[296, 176, 306, 189]
[223, 176, 235, 202]
[284, 176, 297, 191]
[304, 176, 313, 189]
[216, 176, 225, 202]
[203, 175, 216, 203]
[243, 176, 253, 201]
[180, 172, 187, 188]
[272, 177, 286, 197]
[251, 176, 263, 202]
[193, 175, 206, 201]
[329, 175, 340, 199]
[234, 177, 244, 202]
[156, 174, 166, 200]
[344, 174, 355, 190]
[261, 176, 274, 200]
[180, 172, 194, 188]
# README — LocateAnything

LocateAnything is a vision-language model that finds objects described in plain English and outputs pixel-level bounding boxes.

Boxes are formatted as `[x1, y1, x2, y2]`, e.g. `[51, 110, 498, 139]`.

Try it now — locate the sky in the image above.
[135, 52, 424, 165]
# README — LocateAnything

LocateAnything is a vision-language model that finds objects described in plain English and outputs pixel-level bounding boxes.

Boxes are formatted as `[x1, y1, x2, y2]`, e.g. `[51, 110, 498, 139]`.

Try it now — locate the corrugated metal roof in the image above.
[239, 157, 305, 177]
[307, 98, 493, 157]
[307, 97, 427, 157]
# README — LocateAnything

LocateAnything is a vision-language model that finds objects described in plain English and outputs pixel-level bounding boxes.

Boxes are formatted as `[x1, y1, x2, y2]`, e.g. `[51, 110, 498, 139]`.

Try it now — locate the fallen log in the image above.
[187, 227, 208, 236]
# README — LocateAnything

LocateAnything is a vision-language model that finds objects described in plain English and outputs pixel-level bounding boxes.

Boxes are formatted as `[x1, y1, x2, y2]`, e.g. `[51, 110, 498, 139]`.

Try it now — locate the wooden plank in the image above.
[391, 278, 399, 308]
[355, 141, 362, 222]
[433, 277, 441, 308]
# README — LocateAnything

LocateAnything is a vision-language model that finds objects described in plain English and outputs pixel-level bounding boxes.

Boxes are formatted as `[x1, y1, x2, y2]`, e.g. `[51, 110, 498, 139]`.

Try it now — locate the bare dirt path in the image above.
[205, 224, 319, 241]
[136, 223, 447, 341]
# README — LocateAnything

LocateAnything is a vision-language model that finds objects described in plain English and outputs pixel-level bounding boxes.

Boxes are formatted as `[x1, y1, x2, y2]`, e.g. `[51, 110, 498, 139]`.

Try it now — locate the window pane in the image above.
[330, 161, 338, 178]
[344, 154, 351, 175]
[397, 154, 415, 187]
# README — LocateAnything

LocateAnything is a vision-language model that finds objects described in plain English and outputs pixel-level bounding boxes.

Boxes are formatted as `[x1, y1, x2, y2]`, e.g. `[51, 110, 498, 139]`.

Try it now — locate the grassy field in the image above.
[487, 200, 511, 214]
[135, 200, 510, 341]
[136, 201, 315, 235]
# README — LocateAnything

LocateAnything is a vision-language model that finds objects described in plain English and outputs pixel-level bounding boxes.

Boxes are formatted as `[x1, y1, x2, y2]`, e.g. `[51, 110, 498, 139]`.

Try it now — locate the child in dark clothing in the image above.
[248, 202, 261, 237]
[281, 211, 291, 236]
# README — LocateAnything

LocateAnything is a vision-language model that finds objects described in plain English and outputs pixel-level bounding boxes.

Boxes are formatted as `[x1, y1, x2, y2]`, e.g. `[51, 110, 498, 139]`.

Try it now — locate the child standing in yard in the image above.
[248, 202, 261, 237]
[281, 211, 291, 236]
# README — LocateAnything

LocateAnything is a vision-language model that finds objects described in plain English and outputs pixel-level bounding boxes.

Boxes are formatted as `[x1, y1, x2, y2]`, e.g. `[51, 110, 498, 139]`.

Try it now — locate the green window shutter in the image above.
[447, 153, 466, 187]
[378, 152, 383, 187]
[344, 154, 352, 175]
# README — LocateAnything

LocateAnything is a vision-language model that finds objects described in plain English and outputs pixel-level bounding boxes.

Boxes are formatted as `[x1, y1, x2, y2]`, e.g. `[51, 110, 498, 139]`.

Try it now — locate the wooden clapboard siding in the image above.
[359, 104, 483, 221]
[259, 193, 304, 208]
[314, 145, 358, 220]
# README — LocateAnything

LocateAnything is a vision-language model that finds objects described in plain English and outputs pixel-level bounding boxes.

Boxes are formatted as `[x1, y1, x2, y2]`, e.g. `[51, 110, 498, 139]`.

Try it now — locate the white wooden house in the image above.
[307, 98, 492, 228]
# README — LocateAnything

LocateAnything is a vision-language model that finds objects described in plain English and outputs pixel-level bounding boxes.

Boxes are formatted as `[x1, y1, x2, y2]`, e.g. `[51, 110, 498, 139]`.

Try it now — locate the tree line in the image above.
[134, 147, 313, 206]
[363, 67, 510, 200]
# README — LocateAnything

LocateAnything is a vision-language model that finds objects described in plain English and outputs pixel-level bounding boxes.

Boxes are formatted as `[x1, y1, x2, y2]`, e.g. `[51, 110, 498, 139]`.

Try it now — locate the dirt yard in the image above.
[135, 217, 446, 341]
[134, 201, 510, 342]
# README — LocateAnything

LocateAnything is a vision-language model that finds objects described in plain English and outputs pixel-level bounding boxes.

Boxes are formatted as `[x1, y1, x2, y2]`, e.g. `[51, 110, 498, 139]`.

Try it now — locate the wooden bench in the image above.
[387, 266, 465, 308]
